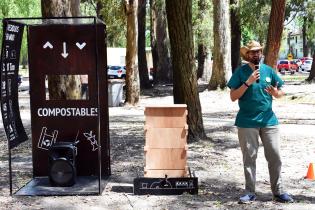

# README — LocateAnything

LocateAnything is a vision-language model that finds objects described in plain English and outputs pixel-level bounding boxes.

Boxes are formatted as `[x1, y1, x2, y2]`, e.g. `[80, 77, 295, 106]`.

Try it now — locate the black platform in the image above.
[15, 176, 107, 196]
[134, 177, 198, 195]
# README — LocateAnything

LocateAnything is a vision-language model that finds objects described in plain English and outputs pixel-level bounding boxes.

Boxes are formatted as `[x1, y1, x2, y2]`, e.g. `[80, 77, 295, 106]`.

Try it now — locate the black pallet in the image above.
[133, 177, 198, 195]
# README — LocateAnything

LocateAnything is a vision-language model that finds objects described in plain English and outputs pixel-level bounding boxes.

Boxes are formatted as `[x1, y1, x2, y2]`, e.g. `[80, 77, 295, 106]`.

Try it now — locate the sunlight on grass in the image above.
[280, 74, 308, 82]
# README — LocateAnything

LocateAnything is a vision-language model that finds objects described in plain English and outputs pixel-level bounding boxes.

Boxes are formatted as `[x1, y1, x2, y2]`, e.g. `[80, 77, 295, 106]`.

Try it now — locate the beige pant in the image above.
[238, 126, 283, 195]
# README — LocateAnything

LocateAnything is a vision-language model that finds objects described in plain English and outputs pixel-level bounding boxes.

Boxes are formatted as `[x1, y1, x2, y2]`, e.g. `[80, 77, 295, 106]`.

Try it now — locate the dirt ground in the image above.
[0, 76, 315, 210]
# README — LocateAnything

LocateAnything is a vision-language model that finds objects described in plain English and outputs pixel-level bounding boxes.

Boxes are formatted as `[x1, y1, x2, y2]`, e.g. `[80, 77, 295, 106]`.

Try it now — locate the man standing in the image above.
[227, 40, 293, 204]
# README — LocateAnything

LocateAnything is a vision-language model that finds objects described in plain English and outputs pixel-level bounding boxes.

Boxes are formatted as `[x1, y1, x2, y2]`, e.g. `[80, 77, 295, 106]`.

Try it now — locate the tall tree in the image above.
[138, 0, 150, 89]
[96, 0, 103, 17]
[98, 0, 126, 47]
[264, 0, 286, 69]
[42, 0, 72, 17]
[302, 16, 309, 57]
[192, 0, 212, 81]
[305, 1, 315, 82]
[230, 0, 241, 72]
[239, 0, 271, 46]
[284, 0, 313, 58]
[70, 0, 81, 16]
[41, 0, 82, 100]
[150, 0, 159, 84]
[209, 0, 231, 90]
[125, 0, 140, 105]
[154, 0, 172, 84]
[0, 0, 41, 67]
[165, 0, 206, 141]
[196, 0, 208, 79]
[306, 51, 315, 82]
[156, 0, 173, 83]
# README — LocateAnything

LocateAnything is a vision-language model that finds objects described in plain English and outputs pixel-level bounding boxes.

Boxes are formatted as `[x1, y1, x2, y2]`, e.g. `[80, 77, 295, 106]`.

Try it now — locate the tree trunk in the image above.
[196, 0, 207, 79]
[209, 0, 231, 90]
[150, 0, 159, 84]
[70, 0, 81, 16]
[96, 0, 103, 17]
[125, 0, 140, 105]
[41, 0, 73, 17]
[41, 0, 82, 100]
[155, 0, 172, 84]
[197, 45, 207, 79]
[165, 0, 206, 141]
[303, 17, 309, 57]
[230, 0, 241, 73]
[264, 0, 286, 69]
[138, 0, 150, 89]
[306, 52, 315, 82]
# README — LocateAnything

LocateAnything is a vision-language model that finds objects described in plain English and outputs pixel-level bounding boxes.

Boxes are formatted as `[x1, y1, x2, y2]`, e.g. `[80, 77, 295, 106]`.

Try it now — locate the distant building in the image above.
[279, 31, 304, 59]
[107, 48, 126, 66]
[107, 47, 152, 68]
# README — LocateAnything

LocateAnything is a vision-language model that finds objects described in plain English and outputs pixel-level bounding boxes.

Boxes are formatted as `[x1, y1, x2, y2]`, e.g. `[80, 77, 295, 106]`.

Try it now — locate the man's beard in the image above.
[249, 56, 261, 65]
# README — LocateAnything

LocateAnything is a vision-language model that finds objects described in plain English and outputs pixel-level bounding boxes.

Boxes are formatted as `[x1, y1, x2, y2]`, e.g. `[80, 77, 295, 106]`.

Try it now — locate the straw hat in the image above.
[240, 40, 263, 60]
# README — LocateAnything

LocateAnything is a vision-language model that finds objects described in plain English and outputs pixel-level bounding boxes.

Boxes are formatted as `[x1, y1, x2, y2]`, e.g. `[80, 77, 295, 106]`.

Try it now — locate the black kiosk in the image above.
[0, 17, 110, 196]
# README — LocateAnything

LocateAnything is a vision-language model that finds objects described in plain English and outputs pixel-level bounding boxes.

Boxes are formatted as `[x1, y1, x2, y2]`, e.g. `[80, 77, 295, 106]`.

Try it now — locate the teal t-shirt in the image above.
[227, 64, 284, 128]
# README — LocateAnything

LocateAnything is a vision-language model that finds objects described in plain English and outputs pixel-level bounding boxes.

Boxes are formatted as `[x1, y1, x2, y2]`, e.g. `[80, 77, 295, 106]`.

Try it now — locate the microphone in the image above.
[254, 64, 260, 83]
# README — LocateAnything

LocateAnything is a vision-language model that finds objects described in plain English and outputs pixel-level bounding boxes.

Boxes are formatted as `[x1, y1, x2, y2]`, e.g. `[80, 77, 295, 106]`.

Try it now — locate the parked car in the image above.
[277, 60, 298, 74]
[301, 60, 313, 72]
[300, 57, 313, 64]
[107, 65, 126, 79]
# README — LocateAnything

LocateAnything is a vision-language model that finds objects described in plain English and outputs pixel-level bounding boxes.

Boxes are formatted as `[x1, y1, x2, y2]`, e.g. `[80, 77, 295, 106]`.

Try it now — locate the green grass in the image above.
[280, 74, 308, 82]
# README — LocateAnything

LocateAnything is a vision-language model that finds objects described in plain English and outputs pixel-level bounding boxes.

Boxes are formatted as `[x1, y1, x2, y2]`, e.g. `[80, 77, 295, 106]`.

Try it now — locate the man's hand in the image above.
[246, 70, 260, 85]
[265, 82, 283, 98]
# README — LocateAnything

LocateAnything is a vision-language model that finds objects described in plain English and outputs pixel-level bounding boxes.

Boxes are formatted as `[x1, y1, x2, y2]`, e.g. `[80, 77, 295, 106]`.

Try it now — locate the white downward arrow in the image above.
[76, 42, 86, 50]
[61, 42, 69, 58]
[43, 41, 53, 49]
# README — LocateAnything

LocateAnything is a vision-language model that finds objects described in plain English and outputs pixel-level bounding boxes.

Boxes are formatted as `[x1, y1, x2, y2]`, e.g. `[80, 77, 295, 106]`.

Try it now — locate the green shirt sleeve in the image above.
[227, 68, 242, 89]
[271, 69, 284, 89]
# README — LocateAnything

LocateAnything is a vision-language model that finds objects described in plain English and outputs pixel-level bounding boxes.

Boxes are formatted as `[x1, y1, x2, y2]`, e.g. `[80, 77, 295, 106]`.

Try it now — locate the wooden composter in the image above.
[144, 105, 188, 178]
[133, 104, 198, 195]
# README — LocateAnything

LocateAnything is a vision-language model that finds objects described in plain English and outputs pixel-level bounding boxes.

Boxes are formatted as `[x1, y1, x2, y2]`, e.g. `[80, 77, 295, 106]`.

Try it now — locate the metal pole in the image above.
[8, 147, 13, 195]
[94, 17, 102, 195]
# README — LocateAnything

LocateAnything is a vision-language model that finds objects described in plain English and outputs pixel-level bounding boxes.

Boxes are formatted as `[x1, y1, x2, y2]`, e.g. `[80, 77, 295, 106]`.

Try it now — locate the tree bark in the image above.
[197, 45, 207, 79]
[41, 0, 82, 100]
[165, 0, 206, 141]
[230, 0, 241, 73]
[196, 0, 207, 79]
[302, 17, 310, 57]
[306, 52, 315, 82]
[96, 0, 103, 17]
[125, 0, 140, 105]
[41, 0, 72, 17]
[138, 0, 150, 89]
[70, 0, 81, 16]
[154, 0, 172, 84]
[150, 0, 159, 84]
[264, 0, 286, 69]
[209, 0, 231, 90]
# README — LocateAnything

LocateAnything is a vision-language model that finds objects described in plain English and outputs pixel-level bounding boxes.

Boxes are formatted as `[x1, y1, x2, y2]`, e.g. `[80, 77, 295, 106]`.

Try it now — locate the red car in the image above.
[277, 60, 298, 74]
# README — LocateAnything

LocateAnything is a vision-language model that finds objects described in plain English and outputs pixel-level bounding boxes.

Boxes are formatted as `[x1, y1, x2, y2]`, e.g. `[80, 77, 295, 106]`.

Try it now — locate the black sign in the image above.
[0, 20, 28, 148]
[28, 24, 109, 177]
